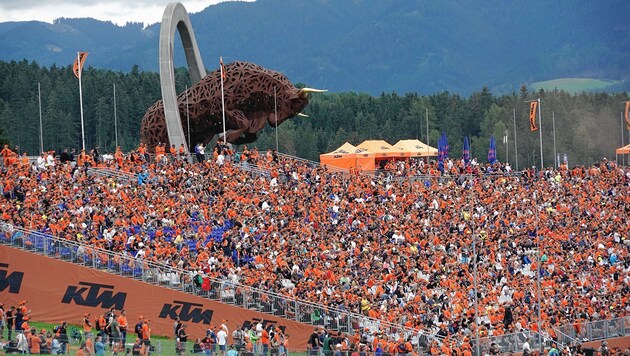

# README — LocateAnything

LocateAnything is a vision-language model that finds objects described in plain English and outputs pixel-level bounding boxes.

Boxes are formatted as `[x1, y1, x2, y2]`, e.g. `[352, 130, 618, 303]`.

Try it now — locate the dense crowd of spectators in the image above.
[0, 143, 629, 354]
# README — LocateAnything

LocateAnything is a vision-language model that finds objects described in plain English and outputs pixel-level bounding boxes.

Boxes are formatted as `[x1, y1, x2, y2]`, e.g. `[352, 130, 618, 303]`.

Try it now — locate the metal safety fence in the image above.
[553, 316, 629, 346]
[471, 316, 629, 355]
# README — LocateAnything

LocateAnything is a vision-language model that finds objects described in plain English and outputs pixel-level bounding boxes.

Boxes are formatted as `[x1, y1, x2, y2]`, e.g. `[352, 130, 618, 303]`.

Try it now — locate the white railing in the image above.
[87, 167, 136, 182]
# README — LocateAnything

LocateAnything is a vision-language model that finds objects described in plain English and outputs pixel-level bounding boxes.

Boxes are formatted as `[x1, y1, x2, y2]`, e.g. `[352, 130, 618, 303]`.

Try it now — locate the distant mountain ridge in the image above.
[1, 0, 629, 95]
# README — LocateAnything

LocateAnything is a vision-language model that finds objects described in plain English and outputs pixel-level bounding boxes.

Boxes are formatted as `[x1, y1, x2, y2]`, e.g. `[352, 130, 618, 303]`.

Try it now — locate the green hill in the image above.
[531, 78, 621, 94]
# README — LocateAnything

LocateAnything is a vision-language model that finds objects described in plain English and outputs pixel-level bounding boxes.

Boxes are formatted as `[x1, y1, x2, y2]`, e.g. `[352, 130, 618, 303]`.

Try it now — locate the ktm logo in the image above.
[159, 300, 213, 324]
[0, 263, 24, 294]
[242, 318, 286, 334]
[61, 282, 127, 310]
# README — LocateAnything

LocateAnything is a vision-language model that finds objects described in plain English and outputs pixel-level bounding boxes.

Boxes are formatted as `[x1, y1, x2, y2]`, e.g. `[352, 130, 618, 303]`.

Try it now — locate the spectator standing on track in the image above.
[117, 310, 128, 346]
[176, 324, 188, 356]
[216, 325, 227, 356]
[109, 313, 121, 353]
[173, 317, 182, 340]
[232, 325, 244, 351]
[5, 306, 15, 340]
[201, 330, 215, 356]
[141, 319, 151, 353]
[55, 321, 69, 355]
[83, 313, 92, 340]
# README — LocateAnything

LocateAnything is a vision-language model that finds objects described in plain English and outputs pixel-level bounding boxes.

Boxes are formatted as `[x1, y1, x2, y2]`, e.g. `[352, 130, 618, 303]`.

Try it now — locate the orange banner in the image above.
[529, 101, 538, 131]
[0, 246, 314, 349]
[73, 52, 88, 79]
[625, 101, 630, 130]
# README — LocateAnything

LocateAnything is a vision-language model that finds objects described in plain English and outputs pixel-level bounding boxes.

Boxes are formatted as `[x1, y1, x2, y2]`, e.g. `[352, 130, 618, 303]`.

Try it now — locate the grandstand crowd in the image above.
[0, 143, 629, 355]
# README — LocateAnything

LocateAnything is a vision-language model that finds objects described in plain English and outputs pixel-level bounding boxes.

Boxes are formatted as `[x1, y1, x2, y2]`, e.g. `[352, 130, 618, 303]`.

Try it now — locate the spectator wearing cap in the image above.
[141, 318, 151, 348]
[56, 321, 69, 355]
[20, 316, 30, 334]
[200, 329, 215, 356]
[216, 324, 228, 356]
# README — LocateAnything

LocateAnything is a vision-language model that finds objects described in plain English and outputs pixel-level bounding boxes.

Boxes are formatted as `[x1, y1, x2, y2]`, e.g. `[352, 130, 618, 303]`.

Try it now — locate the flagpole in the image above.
[535, 191, 542, 354]
[220, 57, 227, 145]
[537, 98, 543, 170]
[113, 83, 118, 149]
[552, 111, 557, 169]
[425, 108, 429, 164]
[38, 82, 43, 154]
[505, 130, 509, 164]
[274, 86, 279, 153]
[78, 52, 86, 151]
[186, 85, 190, 152]
[513, 108, 518, 171]
[621, 111, 625, 166]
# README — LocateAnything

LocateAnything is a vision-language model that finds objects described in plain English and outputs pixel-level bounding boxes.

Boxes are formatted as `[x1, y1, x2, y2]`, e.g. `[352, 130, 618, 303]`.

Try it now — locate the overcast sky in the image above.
[0, 0, 253, 27]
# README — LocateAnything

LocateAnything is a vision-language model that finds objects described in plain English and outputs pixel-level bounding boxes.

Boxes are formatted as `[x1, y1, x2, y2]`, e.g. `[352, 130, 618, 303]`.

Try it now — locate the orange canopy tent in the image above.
[319, 142, 376, 171]
[356, 140, 411, 160]
[616, 143, 630, 155]
[393, 139, 438, 157]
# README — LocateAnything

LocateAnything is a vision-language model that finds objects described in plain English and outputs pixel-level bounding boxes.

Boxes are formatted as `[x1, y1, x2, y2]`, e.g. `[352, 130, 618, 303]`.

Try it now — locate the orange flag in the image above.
[625, 101, 630, 130]
[73, 52, 89, 79]
[529, 101, 538, 131]
[220, 56, 226, 80]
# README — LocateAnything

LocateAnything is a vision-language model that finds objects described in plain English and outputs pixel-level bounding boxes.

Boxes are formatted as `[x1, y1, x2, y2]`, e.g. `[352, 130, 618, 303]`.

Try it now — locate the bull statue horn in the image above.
[298, 87, 328, 99]
[297, 113, 309, 118]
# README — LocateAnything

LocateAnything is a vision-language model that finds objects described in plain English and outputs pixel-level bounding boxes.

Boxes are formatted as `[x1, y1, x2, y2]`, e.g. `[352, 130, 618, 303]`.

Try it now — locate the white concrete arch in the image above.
[159, 2, 207, 154]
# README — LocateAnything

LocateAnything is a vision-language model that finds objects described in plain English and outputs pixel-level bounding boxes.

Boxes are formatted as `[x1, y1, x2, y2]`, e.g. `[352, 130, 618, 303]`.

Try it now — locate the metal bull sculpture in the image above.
[140, 61, 326, 150]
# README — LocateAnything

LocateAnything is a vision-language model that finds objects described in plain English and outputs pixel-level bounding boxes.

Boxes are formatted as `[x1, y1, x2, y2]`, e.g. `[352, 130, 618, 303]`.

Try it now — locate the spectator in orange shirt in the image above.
[118, 310, 128, 345]
[141, 319, 151, 348]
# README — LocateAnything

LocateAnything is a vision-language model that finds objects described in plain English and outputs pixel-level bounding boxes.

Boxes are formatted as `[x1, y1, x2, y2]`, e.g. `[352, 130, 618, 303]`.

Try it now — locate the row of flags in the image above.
[437, 132, 497, 171]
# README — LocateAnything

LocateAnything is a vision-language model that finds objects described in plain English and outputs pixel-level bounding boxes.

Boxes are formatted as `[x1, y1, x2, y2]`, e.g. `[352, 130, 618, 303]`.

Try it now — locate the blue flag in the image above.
[442, 132, 449, 159]
[462, 136, 470, 166]
[488, 135, 497, 164]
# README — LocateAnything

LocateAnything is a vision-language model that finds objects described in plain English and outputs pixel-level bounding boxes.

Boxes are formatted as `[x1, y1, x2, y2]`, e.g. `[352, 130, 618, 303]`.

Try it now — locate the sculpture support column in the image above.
[159, 2, 206, 154]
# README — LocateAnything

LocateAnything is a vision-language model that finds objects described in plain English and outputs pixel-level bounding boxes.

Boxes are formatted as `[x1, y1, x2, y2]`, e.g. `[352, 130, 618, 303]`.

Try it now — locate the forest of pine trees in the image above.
[1, 60, 628, 168]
